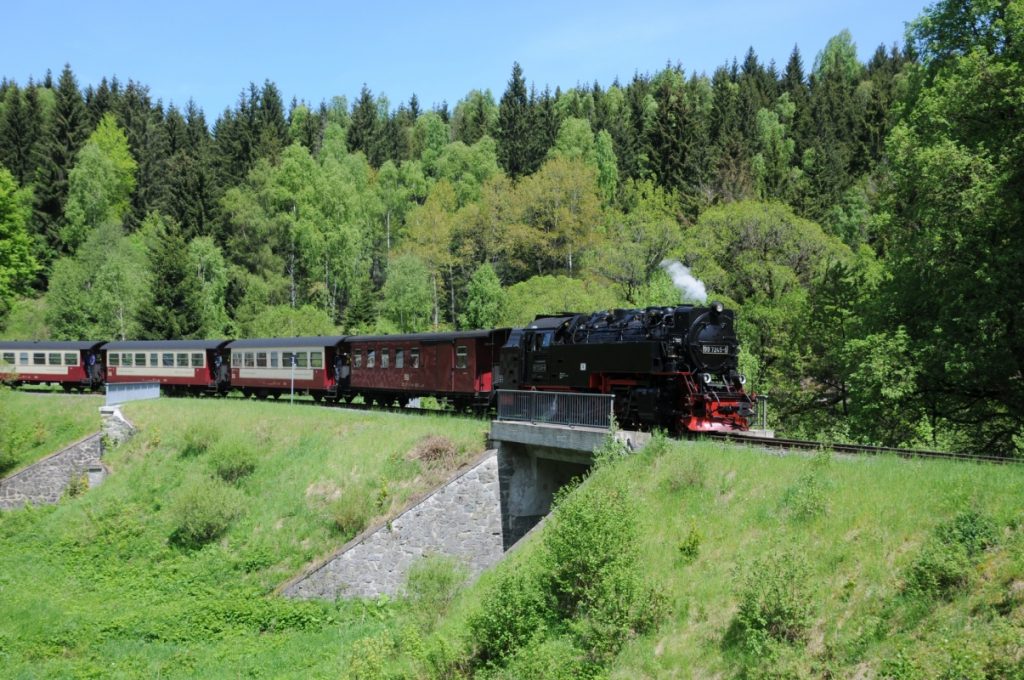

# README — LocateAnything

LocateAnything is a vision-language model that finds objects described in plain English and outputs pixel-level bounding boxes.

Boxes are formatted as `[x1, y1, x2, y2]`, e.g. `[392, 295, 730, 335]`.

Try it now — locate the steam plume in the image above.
[660, 259, 708, 303]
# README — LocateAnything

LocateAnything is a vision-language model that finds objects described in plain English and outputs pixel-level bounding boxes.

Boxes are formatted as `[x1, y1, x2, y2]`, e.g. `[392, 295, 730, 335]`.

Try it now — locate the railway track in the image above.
[704, 431, 1023, 465]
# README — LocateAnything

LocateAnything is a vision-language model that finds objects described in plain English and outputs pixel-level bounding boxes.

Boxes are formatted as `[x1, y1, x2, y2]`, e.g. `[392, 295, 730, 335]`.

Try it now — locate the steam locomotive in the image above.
[0, 303, 754, 433]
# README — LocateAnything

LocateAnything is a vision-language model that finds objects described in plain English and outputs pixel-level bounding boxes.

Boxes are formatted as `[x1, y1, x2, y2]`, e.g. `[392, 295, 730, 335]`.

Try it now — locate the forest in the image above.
[0, 0, 1020, 455]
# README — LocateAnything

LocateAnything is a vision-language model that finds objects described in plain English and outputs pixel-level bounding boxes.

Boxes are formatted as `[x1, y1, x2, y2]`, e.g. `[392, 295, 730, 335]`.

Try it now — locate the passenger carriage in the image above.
[343, 330, 510, 410]
[103, 340, 231, 394]
[226, 336, 346, 401]
[0, 341, 106, 391]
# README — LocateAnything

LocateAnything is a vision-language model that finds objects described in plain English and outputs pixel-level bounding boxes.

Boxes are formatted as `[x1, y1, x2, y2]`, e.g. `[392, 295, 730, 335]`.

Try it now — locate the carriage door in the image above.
[452, 342, 472, 392]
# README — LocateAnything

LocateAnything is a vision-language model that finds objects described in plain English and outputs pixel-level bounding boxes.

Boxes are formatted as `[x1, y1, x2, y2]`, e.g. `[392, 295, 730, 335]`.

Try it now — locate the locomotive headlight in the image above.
[711, 301, 724, 314]
[701, 372, 712, 384]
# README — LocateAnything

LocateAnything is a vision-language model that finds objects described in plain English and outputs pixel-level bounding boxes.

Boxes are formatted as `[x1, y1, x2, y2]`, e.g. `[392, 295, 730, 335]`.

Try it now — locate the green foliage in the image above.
[459, 262, 505, 330]
[179, 421, 220, 458]
[678, 519, 702, 564]
[62, 472, 89, 499]
[62, 113, 137, 251]
[501, 274, 617, 327]
[905, 510, 999, 598]
[208, 440, 257, 484]
[0, 166, 37, 320]
[780, 451, 832, 520]
[327, 489, 372, 538]
[381, 253, 433, 332]
[732, 549, 814, 650]
[167, 475, 244, 549]
[404, 555, 467, 632]
[238, 303, 337, 337]
[468, 566, 550, 667]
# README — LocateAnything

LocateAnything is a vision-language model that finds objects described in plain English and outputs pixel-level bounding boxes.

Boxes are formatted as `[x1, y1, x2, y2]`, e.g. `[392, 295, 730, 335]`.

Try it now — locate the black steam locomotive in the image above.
[500, 302, 754, 432]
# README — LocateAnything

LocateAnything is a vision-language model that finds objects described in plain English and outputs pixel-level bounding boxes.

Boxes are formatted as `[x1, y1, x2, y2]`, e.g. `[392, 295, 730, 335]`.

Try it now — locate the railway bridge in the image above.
[283, 391, 647, 599]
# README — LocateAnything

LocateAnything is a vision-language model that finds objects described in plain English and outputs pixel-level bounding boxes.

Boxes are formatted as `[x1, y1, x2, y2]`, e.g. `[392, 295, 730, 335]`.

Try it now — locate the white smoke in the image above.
[660, 259, 708, 303]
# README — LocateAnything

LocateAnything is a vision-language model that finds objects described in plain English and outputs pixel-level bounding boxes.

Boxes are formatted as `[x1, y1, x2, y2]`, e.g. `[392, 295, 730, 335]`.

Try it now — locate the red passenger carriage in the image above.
[0, 341, 106, 391]
[342, 330, 510, 409]
[103, 340, 231, 394]
[227, 336, 346, 401]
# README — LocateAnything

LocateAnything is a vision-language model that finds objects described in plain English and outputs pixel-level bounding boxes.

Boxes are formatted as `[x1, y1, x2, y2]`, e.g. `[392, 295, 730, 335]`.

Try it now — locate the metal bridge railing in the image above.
[106, 382, 161, 406]
[495, 390, 614, 429]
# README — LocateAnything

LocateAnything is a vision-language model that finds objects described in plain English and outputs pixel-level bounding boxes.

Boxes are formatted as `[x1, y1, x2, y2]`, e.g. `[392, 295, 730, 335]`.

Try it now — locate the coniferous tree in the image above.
[34, 64, 88, 262]
[0, 84, 43, 186]
[496, 62, 531, 179]
[348, 85, 379, 161]
[256, 80, 289, 161]
[782, 46, 813, 159]
[138, 215, 204, 339]
[117, 81, 169, 230]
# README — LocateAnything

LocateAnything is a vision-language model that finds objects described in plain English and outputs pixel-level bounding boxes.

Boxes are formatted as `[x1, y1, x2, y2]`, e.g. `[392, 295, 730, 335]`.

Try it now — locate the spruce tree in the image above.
[348, 85, 378, 160]
[496, 62, 531, 178]
[34, 64, 87, 260]
[138, 216, 204, 339]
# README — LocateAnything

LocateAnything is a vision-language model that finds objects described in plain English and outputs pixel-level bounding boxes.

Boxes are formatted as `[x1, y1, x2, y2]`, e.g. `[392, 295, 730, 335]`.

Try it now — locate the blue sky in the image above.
[2, 1, 928, 118]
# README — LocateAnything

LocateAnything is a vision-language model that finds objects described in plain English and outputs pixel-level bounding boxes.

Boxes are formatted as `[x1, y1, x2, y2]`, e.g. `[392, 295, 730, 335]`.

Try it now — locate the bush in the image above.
[405, 555, 467, 632]
[780, 451, 831, 520]
[179, 422, 220, 458]
[328, 490, 372, 537]
[904, 510, 999, 598]
[733, 550, 814, 650]
[499, 636, 589, 680]
[0, 419, 31, 475]
[208, 440, 257, 483]
[678, 520, 702, 564]
[468, 566, 550, 667]
[168, 476, 244, 549]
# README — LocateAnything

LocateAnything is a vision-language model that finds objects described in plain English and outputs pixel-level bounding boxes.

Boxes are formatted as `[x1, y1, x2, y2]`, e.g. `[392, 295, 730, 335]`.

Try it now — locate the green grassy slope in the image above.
[0, 389, 104, 476]
[0, 398, 487, 678]
[396, 437, 1024, 679]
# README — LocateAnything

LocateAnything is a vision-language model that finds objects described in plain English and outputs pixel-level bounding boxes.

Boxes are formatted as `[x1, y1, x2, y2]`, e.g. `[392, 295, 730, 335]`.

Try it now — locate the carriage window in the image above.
[395, 349, 404, 369]
[191, 353, 203, 367]
[163, 353, 174, 367]
[150, 353, 158, 367]
[65, 353, 78, 365]
[135, 353, 147, 367]
[19, 352, 29, 365]
[353, 351, 363, 368]
[48, 352, 61, 365]
[455, 346, 468, 369]
[311, 351, 323, 368]
[176, 353, 188, 367]
[367, 350, 376, 368]
[109, 353, 120, 366]
[381, 349, 390, 368]
[122, 353, 133, 367]
[244, 352, 255, 368]
[295, 352, 308, 368]
[33, 353, 45, 365]
[270, 351, 279, 368]
[410, 348, 420, 368]
[2, 352, 14, 364]
[256, 352, 267, 368]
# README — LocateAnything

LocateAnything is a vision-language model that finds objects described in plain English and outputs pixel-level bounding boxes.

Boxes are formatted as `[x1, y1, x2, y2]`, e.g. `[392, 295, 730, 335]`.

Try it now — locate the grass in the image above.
[0, 388, 104, 477]
[387, 438, 1024, 679]
[0, 397, 487, 678]
[2, 396, 1022, 678]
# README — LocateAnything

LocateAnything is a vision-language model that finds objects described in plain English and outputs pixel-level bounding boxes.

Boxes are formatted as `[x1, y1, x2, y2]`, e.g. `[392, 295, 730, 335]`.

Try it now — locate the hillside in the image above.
[0, 398, 487, 677]
[364, 436, 1024, 679]
[2, 397, 1021, 678]
[0, 389, 103, 476]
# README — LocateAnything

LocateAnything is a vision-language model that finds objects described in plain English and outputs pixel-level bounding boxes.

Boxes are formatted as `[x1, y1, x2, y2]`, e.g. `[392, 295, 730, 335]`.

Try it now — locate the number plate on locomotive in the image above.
[701, 345, 729, 355]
